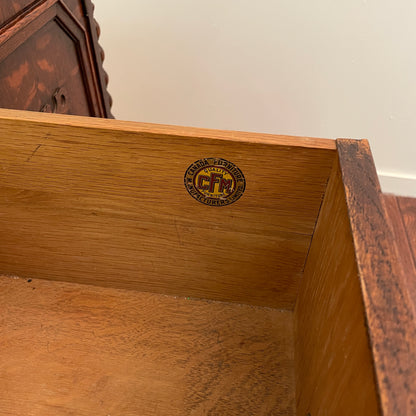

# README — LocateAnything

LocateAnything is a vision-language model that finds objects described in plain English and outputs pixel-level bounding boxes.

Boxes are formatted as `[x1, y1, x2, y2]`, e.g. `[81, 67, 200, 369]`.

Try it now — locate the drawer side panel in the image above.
[294, 156, 380, 415]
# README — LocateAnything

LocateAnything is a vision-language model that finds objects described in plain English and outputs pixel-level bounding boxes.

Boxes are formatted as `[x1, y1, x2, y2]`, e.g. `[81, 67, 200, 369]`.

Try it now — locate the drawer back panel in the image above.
[0, 110, 335, 308]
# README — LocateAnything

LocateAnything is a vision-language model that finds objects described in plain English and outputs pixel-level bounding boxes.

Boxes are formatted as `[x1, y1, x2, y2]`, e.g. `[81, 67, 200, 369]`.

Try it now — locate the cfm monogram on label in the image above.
[197, 173, 233, 194]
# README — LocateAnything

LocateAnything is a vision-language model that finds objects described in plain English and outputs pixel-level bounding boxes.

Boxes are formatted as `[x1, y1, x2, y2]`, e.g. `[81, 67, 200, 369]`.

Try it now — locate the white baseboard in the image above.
[378, 172, 416, 197]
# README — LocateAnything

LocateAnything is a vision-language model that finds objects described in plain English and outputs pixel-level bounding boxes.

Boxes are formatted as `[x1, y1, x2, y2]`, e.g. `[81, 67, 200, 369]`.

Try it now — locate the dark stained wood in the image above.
[337, 140, 416, 416]
[0, 109, 336, 308]
[82, 0, 113, 113]
[0, 0, 112, 117]
[294, 157, 381, 416]
[63, 0, 88, 27]
[0, 0, 35, 28]
[0, 275, 295, 416]
[0, 19, 91, 115]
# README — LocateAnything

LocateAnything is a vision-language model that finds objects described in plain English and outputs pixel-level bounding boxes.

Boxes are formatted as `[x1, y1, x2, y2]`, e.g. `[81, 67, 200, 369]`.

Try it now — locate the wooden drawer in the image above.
[0, 0, 112, 117]
[0, 109, 414, 415]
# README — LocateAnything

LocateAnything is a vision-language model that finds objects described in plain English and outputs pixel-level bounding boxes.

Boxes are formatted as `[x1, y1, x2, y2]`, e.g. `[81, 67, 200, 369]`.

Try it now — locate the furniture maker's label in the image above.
[184, 158, 246, 206]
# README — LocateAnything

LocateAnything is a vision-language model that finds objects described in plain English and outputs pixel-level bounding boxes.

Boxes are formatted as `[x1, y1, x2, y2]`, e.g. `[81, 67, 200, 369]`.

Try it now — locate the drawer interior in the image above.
[1, 275, 294, 415]
[0, 110, 391, 415]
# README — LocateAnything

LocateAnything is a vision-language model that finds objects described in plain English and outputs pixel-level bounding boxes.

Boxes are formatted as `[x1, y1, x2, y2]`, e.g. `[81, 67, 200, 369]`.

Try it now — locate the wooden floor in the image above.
[384, 195, 416, 269]
[384, 195, 416, 295]
[0, 275, 295, 416]
[384, 195, 416, 324]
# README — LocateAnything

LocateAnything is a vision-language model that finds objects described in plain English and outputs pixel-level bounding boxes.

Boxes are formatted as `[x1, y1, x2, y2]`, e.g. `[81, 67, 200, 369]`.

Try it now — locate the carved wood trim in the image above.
[0, 0, 46, 32]
[0, 0, 113, 118]
[81, 0, 113, 117]
[54, 2, 97, 116]
[40, 87, 68, 113]
[0, 0, 109, 117]
[0, 0, 55, 62]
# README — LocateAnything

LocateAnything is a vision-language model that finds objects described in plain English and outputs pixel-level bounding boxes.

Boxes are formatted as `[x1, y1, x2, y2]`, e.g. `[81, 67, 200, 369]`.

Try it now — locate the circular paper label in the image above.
[184, 158, 246, 206]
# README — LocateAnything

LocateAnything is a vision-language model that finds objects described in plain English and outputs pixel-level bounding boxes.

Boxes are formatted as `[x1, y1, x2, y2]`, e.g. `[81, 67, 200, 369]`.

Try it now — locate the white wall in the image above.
[94, 0, 416, 197]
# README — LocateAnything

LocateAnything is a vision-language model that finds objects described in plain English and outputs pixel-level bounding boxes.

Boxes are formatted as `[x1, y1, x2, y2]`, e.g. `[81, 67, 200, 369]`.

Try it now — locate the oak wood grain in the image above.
[294, 157, 381, 416]
[0, 108, 336, 149]
[337, 140, 416, 416]
[0, 110, 335, 307]
[0, 275, 295, 416]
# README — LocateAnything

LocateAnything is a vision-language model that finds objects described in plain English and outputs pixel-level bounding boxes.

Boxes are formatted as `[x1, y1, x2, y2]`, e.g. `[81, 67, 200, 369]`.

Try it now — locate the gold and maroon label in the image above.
[184, 158, 246, 206]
